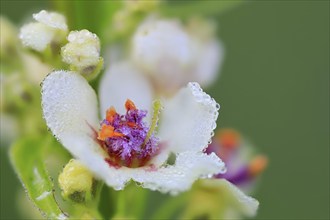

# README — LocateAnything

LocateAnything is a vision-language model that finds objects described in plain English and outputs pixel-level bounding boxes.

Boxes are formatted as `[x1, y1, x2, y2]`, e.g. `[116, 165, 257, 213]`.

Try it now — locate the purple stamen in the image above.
[99, 101, 159, 168]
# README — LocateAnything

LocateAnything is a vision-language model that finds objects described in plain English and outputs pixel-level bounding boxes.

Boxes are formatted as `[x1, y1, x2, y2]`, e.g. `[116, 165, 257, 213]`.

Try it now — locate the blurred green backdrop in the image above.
[1, 0, 329, 219]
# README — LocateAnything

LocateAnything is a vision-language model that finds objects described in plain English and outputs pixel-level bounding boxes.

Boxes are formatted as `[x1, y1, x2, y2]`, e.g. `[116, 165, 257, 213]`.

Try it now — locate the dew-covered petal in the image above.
[99, 61, 153, 115]
[65, 136, 132, 190]
[76, 151, 224, 193]
[158, 82, 219, 153]
[33, 10, 67, 30]
[40, 71, 131, 188]
[41, 70, 99, 144]
[130, 151, 225, 194]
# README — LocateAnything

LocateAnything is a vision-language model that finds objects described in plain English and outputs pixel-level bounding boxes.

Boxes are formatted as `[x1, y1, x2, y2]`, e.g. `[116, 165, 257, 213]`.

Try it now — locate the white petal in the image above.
[132, 18, 193, 74]
[158, 82, 219, 153]
[19, 22, 54, 51]
[41, 70, 99, 142]
[41, 71, 131, 188]
[76, 151, 224, 194]
[66, 136, 132, 190]
[193, 40, 224, 87]
[99, 61, 153, 116]
[130, 151, 225, 195]
[217, 179, 259, 218]
[131, 18, 194, 93]
[33, 10, 67, 30]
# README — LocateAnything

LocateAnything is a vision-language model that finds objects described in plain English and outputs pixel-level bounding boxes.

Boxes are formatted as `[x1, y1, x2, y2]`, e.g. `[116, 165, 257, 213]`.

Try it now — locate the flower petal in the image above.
[41, 70, 99, 144]
[193, 40, 224, 87]
[182, 179, 259, 219]
[130, 151, 225, 194]
[216, 179, 259, 218]
[99, 61, 153, 115]
[41, 71, 132, 189]
[158, 82, 219, 153]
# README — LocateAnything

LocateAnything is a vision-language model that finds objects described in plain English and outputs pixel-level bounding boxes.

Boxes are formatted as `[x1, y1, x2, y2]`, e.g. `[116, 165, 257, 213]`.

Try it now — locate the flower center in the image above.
[98, 99, 160, 168]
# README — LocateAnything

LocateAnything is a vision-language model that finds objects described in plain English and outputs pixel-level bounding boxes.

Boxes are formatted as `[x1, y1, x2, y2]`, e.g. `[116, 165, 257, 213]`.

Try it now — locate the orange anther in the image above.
[126, 122, 137, 128]
[98, 124, 124, 141]
[218, 129, 241, 149]
[106, 107, 117, 122]
[125, 99, 136, 111]
[248, 155, 268, 177]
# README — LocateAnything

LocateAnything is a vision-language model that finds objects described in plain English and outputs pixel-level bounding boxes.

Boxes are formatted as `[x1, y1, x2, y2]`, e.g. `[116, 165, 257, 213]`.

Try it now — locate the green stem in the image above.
[151, 194, 188, 219]
[133, 188, 149, 218]
[116, 190, 126, 217]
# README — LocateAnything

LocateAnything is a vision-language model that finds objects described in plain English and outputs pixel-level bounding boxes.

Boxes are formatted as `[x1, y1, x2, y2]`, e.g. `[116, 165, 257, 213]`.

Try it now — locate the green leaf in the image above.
[10, 137, 67, 220]
[161, 0, 244, 18]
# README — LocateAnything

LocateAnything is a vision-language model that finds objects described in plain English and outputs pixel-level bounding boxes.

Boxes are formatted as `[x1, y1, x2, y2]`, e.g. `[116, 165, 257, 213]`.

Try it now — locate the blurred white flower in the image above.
[41, 68, 224, 194]
[131, 17, 224, 94]
[61, 30, 103, 79]
[19, 10, 68, 51]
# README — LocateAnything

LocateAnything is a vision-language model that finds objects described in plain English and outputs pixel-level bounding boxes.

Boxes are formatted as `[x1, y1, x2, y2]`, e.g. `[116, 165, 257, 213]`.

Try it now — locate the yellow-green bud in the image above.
[58, 159, 94, 203]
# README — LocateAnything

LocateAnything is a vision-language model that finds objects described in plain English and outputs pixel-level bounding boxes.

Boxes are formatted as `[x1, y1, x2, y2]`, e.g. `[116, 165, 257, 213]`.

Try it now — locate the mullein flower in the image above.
[19, 10, 68, 52]
[41, 69, 225, 194]
[181, 129, 267, 219]
[131, 17, 223, 94]
[206, 129, 268, 192]
[61, 30, 104, 80]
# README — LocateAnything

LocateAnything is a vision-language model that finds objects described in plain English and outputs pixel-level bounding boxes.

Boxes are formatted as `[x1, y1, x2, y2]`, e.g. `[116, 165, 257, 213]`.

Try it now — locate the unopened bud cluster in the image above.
[19, 10, 68, 51]
[19, 10, 103, 80]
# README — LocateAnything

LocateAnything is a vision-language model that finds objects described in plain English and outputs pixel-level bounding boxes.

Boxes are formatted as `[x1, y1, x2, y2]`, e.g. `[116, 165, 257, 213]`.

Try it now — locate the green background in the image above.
[1, 0, 329, 219]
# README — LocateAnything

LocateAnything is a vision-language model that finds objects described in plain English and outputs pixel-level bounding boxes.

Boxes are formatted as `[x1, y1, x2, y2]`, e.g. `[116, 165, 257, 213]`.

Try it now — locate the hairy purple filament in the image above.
[98, 100, 159, 168]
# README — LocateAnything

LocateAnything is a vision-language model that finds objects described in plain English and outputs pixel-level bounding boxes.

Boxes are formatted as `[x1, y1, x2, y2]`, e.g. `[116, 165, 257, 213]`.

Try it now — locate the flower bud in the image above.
[58, 159, 94, 203]
[131, 17, 223, 94]
[131, 18, 194, 94]
[61, 30, 103, 80]
[19, 10, 68, 52]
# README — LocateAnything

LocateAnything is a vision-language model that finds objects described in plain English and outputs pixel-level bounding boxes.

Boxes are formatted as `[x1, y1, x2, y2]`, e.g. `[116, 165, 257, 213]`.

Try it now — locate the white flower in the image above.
[41, 65, 225, 194]
[61, 30, 103, 79]
[131, 17, 223, 94]
[19, 10, 68, 51]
